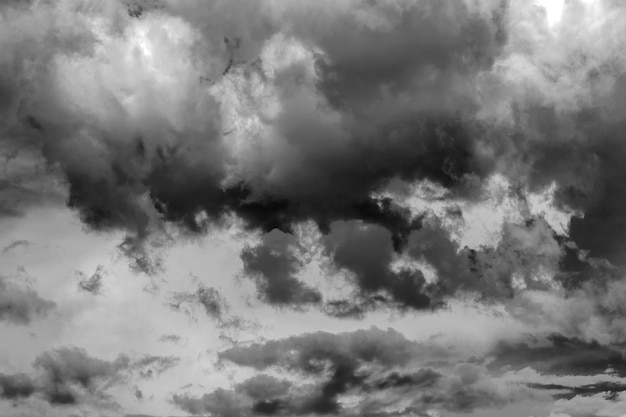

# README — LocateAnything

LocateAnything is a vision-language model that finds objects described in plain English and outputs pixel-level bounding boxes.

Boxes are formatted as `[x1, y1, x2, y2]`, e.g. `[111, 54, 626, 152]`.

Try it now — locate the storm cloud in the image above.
[5, 0, 626, 416]
[0, 0, 623, 315]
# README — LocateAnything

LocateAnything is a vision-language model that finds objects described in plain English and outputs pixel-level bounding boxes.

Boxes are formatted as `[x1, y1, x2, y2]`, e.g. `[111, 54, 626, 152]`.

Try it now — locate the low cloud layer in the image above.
[167, 327, 626, 417]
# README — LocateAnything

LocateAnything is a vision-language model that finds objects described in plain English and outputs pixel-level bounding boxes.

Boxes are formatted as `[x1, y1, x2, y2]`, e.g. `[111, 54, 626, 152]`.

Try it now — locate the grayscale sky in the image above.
[1, 1, 626, 417]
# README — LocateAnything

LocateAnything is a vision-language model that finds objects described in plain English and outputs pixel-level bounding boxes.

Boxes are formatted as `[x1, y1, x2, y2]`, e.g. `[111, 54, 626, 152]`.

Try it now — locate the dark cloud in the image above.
[322, 221, 440, 314]
[173, 388, 252, 417]
[0, 347, 179, 408]
[212, 328, 425, 415]
[529, 381, 626, 401]
[0, 0, 503, 278]
[2, 0, 621, 323]
[234, 374, 291, 401]
[32, 347, 125, 405]
[241, 229, 321, 307]
[370, 369, 441, 391]
[176, 327, 534, 416]
[7, 1, 626, 416]
[218, 327, 427, 371]
[0, 373, 36, 400]
[0, 276, 55, 325]
[486, 334, 626, 377]
[317, 216, 565, 316]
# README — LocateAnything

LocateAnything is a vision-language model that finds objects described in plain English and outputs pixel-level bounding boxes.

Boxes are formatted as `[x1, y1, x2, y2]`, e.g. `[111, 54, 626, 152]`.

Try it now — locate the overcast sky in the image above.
[2, 1, 626, 416]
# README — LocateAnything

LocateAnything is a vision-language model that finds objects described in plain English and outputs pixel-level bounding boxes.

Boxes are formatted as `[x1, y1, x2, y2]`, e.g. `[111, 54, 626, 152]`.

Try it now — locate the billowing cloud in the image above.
[0, 0, 513, 277]
[6, 0, 626, 416]
[0, 0, 622, 318]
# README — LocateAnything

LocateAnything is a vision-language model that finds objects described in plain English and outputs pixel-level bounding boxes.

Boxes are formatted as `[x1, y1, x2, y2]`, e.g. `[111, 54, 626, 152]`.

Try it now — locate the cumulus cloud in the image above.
[0, 0, 521, 276]
[0, 0, 624, 317]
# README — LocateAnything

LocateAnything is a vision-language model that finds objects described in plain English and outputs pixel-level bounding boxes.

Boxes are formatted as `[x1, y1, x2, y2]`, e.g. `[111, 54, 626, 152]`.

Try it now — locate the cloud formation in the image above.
[6, 0, 626, 416]
[0, 0, 623, 316]
[0, 276, 55, 325]
[241, 229, 321, 307]
[0, 346, 179, 408]
[175, 327, 541, 416]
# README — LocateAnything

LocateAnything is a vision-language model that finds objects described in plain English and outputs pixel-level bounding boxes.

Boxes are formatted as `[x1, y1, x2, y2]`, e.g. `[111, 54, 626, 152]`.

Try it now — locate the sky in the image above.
[3, 0, 626, 416]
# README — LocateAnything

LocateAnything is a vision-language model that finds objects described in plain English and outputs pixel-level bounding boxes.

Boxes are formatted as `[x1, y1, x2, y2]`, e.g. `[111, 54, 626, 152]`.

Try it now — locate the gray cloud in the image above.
[486, 334, 626, 377]
[168, 285, 227, 321]
[0, 276, 55, 325]
[0, 346, 180, 408]
[76, 265, 105, 295]
[6, 1, 626, 414]
[157, 334, 181, 344]
[1, 0, 623, 319]
[129, 355, 180, 380]
[0, 0, 501, 275]
[175, 327, 538, 416]
[322, 221, 440, 313]
[1, 240, 30, 254]
[241, 229, 321, 307]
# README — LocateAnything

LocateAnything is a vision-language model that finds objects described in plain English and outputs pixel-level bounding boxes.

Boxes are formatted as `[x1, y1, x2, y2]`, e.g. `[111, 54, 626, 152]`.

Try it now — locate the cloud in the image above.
[157, 334, 181, 344]
[486, 334, 626, 377]
[241, 229, 321, 307]
[171, 326, 626, 416]
[168, 285, 227, 321]
[0, 346, 180, 408]
[174, 327, 539, 416]
[0, 373, 36, 400]
[321, 221, 440, 313]
[0, 0, 503, 274]
[7, 0, 626, 414]
[1, 240, 30, 254]
[129, 355, 180, 380]
[32, 347, 122, 405]
[0, 276, 55, 325]
[217, 327, 430, 371]
[1, 0, 624, 319]
[508, 276, 626, 344]
[76, 265, 105, 295]
[529, 381, 626, 401]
